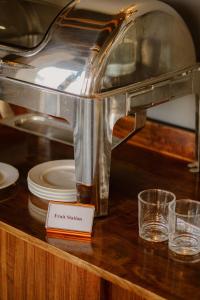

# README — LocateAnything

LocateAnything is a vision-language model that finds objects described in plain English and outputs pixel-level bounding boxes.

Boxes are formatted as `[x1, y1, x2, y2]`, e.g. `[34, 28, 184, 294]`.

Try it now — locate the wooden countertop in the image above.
[0, 124, 200, 300]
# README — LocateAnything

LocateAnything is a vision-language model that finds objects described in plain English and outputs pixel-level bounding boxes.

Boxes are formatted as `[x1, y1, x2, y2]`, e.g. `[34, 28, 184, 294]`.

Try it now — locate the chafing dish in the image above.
[0, 0, 199, 216]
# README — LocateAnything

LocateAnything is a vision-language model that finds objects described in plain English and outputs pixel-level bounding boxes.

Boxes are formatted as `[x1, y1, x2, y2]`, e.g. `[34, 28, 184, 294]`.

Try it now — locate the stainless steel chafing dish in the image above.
[0, 0, 199, 216]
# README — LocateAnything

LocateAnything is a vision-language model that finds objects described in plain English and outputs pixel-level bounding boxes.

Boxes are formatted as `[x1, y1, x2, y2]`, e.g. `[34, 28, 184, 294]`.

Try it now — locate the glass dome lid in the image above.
[0, 0, 74, 49]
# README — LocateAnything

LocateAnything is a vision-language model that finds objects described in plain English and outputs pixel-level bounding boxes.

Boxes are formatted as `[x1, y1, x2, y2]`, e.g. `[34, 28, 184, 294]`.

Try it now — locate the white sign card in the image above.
[45, 202, 95, 238]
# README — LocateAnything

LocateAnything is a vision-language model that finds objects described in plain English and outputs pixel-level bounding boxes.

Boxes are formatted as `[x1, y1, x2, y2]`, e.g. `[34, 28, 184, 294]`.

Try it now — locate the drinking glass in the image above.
[168, 199, 200, 256]
[138, 189, 176, 242]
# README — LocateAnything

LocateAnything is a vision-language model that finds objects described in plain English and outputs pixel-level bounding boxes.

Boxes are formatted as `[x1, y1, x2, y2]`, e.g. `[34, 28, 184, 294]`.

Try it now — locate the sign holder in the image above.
[45, 202, 95, 239]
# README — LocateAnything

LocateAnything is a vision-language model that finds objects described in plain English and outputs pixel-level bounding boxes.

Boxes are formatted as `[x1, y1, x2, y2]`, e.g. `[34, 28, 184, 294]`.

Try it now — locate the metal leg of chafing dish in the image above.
[188, 94, 200, 172]
[73, 98, 147, 217]
[188, 67, 200, 172]
[73, 99, 115, 217]
[195, 94, 200, 172]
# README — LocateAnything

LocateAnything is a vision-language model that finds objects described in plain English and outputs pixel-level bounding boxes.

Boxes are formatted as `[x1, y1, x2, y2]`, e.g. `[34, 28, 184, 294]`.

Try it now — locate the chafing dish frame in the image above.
[0, 64, 200, 216]
[0, 0, 199, 216]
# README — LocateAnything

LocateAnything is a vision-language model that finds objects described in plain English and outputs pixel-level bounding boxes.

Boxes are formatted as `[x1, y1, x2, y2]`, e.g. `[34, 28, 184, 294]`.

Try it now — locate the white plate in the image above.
[28, 184, 77, 202]
[27, 178, 76, 195]
[28, 160, 76, 192]
[29, 187, 76, 202]
[0, 162, 19, 189]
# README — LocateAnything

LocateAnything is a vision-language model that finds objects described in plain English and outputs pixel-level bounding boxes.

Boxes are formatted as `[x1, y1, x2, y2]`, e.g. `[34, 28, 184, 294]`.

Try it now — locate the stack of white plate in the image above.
[27, 160, 77, 202]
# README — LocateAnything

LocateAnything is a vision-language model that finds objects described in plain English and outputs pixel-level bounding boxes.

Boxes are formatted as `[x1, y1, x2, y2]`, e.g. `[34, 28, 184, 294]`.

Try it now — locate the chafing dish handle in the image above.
[0, 59, 34, 76]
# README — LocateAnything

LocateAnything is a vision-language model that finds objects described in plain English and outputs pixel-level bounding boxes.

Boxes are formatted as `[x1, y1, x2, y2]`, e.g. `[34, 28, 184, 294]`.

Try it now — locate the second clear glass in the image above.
[168, 199, 200, 256]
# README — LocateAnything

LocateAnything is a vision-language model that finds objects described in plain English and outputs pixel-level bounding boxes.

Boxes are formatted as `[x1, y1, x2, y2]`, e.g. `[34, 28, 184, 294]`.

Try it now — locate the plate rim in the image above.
[0, 162, 19, 189]
[28, 178, 76, 195]
[28, 186, 77, 202]
[28, 160, 76, 192]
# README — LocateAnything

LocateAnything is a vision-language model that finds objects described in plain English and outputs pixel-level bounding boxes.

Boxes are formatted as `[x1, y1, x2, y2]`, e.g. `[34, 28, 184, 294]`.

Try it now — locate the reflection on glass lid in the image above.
[0, 0, 73, 49]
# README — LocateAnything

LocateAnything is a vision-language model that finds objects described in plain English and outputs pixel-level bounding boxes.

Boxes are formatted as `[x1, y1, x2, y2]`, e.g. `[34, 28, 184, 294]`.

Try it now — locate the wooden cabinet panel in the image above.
[0, 228, 101, 300]
[0, 225, 160, 300]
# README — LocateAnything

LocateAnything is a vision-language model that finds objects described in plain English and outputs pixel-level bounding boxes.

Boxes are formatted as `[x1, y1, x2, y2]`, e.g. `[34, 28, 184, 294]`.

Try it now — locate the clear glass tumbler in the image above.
[138, 189, 176, 242]
[168, 199, 200, 256]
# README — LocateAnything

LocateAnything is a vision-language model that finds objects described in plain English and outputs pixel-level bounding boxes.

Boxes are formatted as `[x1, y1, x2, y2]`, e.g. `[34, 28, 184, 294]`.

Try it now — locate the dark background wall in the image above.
[162, 0, 200, 60]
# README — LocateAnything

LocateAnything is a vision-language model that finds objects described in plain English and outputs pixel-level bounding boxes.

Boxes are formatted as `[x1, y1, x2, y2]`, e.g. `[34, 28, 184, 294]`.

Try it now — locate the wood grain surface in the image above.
[0, 123, 199, 300]
[114, 116, 195, 162]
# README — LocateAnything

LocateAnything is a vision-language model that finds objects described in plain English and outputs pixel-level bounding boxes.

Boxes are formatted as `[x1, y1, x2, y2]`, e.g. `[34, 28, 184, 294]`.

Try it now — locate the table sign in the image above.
[45, 202, 95, 239]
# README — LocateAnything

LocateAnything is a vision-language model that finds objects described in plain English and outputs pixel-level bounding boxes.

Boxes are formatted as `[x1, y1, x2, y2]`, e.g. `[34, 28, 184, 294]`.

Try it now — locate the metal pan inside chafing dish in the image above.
[0, 113, 73, 146]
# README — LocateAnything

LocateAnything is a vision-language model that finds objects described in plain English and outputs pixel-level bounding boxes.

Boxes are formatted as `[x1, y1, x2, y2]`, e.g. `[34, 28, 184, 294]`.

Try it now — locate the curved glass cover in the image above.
[0, 0, 73, 49]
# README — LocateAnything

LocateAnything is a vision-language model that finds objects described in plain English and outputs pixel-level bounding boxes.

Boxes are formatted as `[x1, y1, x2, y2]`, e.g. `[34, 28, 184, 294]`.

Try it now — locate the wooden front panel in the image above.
[0, 226, 157, 300]
[0, 228, 101, 300]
